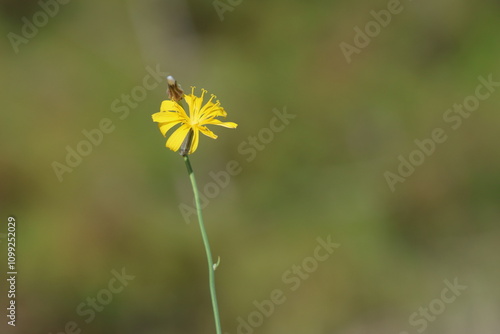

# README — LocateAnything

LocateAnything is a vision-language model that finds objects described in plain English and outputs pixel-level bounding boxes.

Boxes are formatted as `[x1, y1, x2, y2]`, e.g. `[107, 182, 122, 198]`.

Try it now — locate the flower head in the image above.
[152, 86, 237, 155]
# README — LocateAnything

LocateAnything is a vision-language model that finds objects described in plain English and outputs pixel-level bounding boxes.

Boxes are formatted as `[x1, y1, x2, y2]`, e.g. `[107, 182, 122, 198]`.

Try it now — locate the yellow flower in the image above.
[152, 87, 238, 155]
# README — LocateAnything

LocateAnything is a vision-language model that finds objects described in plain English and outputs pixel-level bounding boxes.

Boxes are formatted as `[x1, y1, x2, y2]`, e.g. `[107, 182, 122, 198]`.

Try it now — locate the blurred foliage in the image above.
[1, 0, 499, 333]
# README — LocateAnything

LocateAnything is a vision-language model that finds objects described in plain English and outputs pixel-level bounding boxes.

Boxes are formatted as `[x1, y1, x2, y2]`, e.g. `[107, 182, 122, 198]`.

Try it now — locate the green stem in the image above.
[184, 155, 222, 334]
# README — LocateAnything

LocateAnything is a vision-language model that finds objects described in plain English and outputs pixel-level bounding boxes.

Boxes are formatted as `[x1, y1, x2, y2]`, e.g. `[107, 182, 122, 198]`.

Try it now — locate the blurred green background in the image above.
[1, 0, 499, 333]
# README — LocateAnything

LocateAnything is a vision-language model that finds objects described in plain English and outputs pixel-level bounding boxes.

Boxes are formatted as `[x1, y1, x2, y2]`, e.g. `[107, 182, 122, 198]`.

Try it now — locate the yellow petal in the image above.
[184, 94, 195, 114]
[160, 100, 181, 112]
[203, 119, 238, 128]
[158, 121, 180, 137]
[189, 129, 200, 154]
[199, 103, 227, 120]
[160, 100, 189, 119]
[193, 90, 206, 116]
[166, 124, 191, 152]
[184, 94, 202, 120]
[198, 125, 218, 139]
[152, 111, 184, 123]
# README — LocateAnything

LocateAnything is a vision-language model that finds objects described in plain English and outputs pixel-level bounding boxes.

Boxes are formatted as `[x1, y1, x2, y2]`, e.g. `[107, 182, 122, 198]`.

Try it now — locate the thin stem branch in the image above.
[184, 155, 222, 334]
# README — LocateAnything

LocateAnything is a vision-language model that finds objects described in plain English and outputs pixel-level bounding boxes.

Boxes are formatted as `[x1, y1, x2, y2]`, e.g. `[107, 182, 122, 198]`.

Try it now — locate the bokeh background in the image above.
[1, 0, 499, 333]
